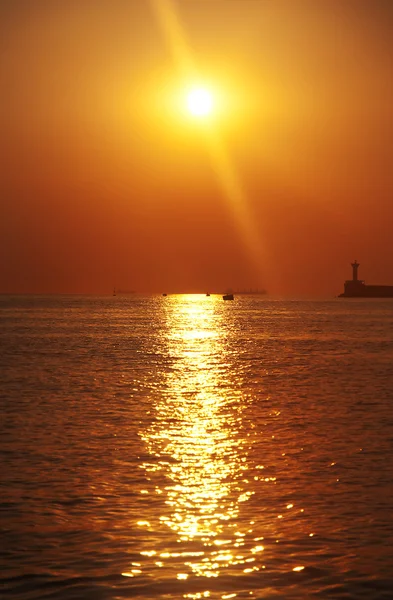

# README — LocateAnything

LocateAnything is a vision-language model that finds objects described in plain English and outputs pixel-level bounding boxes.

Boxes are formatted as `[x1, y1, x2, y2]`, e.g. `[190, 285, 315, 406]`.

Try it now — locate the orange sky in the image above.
[1, 0, 393, 296]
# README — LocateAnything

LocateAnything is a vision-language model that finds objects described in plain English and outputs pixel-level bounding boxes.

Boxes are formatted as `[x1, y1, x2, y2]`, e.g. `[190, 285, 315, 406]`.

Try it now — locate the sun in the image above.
[187, 87, 213, 117]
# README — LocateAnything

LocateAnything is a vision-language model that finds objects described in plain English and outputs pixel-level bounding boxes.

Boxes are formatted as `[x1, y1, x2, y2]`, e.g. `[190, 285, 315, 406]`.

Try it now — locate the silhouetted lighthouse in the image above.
[351, 260, 359, 282]
[339, 260, 393, 297]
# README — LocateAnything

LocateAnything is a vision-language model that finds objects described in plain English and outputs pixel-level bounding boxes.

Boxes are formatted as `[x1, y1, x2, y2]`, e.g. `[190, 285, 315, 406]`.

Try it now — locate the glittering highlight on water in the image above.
[1, 294, 393, 599]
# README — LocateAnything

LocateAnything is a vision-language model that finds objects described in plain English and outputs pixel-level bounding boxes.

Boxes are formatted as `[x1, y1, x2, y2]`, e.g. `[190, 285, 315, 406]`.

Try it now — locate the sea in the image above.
[1, 294, 393, 600]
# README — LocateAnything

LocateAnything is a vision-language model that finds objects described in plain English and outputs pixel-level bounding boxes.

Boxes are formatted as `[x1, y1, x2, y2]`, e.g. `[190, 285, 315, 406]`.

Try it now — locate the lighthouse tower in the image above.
[339, 260, 393, 297]
[339, 260, 365, 296]
[351, 260, 359, 282]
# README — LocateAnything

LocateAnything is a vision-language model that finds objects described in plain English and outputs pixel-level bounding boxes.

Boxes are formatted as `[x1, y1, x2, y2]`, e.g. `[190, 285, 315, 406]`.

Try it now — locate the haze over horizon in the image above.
[1, 0, 393, 297]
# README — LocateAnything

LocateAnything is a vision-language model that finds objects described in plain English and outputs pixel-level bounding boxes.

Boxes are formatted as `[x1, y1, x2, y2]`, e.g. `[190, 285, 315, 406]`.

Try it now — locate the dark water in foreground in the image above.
[1, 294, 393, 599]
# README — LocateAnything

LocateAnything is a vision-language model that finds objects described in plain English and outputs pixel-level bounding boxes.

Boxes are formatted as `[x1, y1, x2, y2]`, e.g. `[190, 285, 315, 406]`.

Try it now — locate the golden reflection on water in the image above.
[138, 295, 262, 584]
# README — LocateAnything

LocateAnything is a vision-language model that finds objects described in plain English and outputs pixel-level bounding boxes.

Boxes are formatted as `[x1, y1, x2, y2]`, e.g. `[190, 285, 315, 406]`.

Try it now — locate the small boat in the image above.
[162, 293, 167, 297]
[206, 293, 210, 297]
[223, 293, 234, 301]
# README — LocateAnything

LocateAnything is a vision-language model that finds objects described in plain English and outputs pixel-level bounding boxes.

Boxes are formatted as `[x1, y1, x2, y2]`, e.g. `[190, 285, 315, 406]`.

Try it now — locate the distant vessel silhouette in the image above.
[223, 293, 234, 301]
[234, 288, 267, 295]
[339, 261, 393, 298]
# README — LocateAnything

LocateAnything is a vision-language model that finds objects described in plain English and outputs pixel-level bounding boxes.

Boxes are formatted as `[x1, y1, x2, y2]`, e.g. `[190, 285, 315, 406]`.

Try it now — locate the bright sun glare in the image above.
[187, 88, 213, 117]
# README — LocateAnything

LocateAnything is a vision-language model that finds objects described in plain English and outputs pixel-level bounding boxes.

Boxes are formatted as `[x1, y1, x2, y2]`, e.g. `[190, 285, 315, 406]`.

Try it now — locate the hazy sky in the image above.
[1, 0, 392, 295]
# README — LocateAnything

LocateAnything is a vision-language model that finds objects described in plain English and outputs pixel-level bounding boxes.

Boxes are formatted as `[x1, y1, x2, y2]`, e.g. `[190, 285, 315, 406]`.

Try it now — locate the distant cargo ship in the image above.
[234, 289, 267, 295]
[339, 261, 393, 298]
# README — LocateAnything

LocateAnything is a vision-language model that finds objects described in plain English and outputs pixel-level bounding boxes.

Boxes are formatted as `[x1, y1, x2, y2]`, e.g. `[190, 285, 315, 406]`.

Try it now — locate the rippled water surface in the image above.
[1, 294, 393, 599]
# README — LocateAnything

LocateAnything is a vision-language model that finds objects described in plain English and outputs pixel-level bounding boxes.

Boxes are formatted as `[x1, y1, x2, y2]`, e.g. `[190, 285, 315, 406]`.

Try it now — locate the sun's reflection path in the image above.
[137, 296, 265, 584]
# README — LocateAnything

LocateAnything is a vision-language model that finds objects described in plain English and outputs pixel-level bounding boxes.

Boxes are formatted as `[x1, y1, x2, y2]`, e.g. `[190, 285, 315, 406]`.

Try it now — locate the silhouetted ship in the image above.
[223, 293, 234, 301]
[234, 288, 267, 295]
[339, 261, 393, 298]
